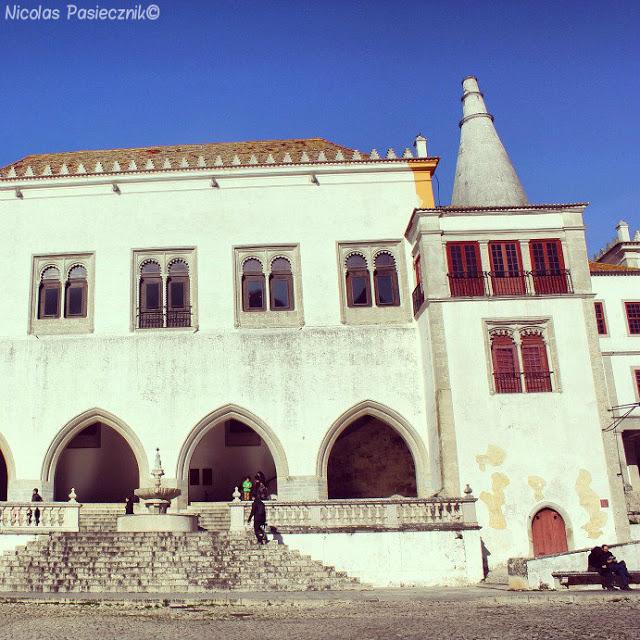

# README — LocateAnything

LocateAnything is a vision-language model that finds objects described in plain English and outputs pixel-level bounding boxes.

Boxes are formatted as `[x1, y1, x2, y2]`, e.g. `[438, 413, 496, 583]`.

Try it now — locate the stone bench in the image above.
[552, 570, 640, 589]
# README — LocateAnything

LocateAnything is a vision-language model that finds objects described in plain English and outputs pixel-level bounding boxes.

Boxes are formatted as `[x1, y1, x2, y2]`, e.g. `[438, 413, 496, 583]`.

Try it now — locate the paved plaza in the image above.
[0, 588, 639, 640]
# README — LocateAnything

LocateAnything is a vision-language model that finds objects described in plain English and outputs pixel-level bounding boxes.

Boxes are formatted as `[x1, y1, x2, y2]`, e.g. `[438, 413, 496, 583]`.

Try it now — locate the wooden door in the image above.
[532, 508, 568, 557]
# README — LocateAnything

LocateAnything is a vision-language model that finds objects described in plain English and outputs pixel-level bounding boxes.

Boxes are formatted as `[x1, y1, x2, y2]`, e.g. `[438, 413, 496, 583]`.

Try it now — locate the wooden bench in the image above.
[552, 570, 640, 589]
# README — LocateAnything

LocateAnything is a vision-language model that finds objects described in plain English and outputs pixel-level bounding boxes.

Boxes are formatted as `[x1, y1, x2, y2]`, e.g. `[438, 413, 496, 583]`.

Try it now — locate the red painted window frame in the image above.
[520, 333, 552, 392]
[625, 302, 640, 335]
[594, 301, 607, 335]
[446, 241, 484, 297]
[488, 240, 526, 296]
[529, 239, 568, 294]
[491, 334, 522, 393]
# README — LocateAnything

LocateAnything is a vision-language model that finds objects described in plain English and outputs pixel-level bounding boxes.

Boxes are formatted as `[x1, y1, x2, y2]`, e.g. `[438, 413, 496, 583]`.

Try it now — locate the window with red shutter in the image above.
[489, 241, 526, 295]
[594, 302, 607, 335]
[634, 370, 640, 398]
[529, 239, 568, 294]
[625, 302, 640, 335]
[446, 242, 484, 296]
[521, 333, 552, 392]
[491, 334, 522, 393]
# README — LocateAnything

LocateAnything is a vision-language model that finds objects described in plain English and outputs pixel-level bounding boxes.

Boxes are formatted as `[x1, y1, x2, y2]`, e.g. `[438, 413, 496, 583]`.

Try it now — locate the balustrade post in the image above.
[309, 503, 322, 527]
[385, 502, 399, 529]
[229, 501, 246, 532]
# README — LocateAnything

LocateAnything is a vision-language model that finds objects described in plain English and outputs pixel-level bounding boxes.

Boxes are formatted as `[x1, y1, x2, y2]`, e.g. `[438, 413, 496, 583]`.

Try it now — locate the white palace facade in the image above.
[0, 77, 638, 585]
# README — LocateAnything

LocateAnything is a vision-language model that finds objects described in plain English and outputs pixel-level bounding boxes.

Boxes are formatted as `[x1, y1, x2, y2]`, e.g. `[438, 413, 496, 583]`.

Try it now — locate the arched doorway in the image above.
[186, 419, 277, 502]
[53, 422, 140, 502]
[532, 508, 568, 557]
[326, 414, 418, 499]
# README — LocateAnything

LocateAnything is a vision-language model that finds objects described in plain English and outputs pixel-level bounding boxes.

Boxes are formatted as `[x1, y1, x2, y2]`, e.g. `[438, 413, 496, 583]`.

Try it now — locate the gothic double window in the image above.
[38, 264, 88, 319]
[344, 251, 400, 308]
[489, 325, 554, 394]
[235, 246, 302, 328]
[135, 251, 195, 329]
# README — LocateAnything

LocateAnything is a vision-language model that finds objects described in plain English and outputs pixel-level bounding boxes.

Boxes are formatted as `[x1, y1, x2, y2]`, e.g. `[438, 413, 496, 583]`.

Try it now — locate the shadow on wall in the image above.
[53, 423, 139, 502]
[327, 415, 417, 499]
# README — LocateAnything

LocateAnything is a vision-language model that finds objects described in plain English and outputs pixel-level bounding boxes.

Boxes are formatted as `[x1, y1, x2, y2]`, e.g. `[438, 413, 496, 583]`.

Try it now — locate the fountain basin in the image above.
[135, 487, 181, 502]
[117, 513, 199, 533]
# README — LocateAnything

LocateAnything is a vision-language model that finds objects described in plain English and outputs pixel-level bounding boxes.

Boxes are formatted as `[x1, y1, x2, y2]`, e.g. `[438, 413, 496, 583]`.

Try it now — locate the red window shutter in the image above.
[488, 241, 525, 295]
[594, 302, 607, 335]
[521, 334, 552, 392]
[446, 242, 484, 296]
[491, 335, 522, 393]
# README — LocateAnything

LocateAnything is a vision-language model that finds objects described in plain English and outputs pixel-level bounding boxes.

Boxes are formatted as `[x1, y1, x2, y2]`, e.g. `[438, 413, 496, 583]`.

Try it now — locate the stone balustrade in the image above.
[0, 502, 81, 533]
[229, 497, 478, 533]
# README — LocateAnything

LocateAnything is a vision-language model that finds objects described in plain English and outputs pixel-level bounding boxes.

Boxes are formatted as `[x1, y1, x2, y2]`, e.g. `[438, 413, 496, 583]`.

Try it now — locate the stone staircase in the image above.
[78, 504, 123, 532]
[0, 532, 363, 593]
[187, 502, 230, 531]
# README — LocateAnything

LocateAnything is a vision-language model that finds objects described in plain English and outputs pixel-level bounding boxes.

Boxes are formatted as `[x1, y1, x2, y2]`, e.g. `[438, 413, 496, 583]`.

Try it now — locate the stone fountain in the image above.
[117, 449, 198, 533]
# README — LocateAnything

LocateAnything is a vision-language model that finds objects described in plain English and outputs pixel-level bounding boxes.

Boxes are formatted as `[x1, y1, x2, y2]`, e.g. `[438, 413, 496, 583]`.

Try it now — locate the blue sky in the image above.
[0, 0, 638, 253]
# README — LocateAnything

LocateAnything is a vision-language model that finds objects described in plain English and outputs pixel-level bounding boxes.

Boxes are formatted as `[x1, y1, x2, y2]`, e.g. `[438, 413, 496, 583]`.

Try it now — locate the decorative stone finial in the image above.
[335, 150, 344, 161]
[180, 157, 189, 168]
[386, 148, 396, 159]
[402, 148, 413, 159]
[42, 165, 53, 176]
[464, 484, 473, 496]
[68, 488, 78, 503]
[282, 152, 292, 163]
[300, 151, 310, 162]
[197, 155, 207, 167]
[144, 159, 154, 170]
[7, 167, 17, 178]
[451, 76, 528, 207]
[370, 149, 380, 159]
[59, 163, 69, 175]
[76, 163, 86, 174]
[265, 153, 275, 164]
[232, 486, 241, 502]
[317, 150, 327, 162]
[352, 150, 362, 160]
[24, 166, 34, 177]
[634, 230, 640, 241]
[112, 161, 121, 172]
[94, 162, 104, 173]
[162, 159, 171, 169]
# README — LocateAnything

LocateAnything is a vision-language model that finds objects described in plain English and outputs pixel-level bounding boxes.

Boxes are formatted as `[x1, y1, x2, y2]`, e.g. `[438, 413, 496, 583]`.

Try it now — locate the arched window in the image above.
[374, 253, 400, 306]
[167, 260, 191, 327]
[38, 266, 61, 319]
[269, 257, 293, 311]
[345, 254, 371, 307]
[242, 258, 265, 311]
[491, 333, 522, 393]
[65, 265, 88, 318]
[521, 333, 552, 392]
[139, 261, 163, 328]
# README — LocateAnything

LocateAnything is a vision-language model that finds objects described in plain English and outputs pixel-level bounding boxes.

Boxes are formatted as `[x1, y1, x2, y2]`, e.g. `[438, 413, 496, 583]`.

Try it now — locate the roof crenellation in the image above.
[0, 137, 434, 181]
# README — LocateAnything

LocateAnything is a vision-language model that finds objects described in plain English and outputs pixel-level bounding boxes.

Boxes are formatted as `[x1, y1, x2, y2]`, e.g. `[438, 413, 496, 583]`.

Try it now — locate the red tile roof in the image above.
[589, 261, 640, 275]
[0, 137, 376, 179]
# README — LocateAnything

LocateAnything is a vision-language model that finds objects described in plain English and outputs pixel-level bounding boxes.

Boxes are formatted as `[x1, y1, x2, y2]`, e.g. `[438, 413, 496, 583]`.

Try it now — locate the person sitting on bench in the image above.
[588, 544, 632, 590]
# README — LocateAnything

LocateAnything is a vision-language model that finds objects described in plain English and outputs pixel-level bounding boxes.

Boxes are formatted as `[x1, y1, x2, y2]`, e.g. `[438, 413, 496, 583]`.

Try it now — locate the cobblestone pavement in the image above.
[0, 594, 639, 640]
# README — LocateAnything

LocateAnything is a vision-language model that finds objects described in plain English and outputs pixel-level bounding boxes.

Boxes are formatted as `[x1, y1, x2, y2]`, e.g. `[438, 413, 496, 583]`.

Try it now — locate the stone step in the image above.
[0, 531, 363, 593]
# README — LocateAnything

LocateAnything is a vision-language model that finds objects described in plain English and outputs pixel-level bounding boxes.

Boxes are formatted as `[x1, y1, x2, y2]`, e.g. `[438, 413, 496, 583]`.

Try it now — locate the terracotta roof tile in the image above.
[0, 137, 374, 179]
[589, 260, 640, 275]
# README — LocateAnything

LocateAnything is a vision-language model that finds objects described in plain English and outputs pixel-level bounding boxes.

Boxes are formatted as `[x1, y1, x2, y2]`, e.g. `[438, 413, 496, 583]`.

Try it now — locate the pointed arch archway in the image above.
[41, 408, 149, 501]
[176, 404, 289, 503]
[317, 400, 430, 499]
[0, 433, 17, 501]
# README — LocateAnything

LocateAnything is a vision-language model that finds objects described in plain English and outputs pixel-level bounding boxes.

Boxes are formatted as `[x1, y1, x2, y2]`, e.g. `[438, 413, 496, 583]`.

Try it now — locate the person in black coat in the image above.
[247, 496, 267, 544]
[588, 544, 632, 590]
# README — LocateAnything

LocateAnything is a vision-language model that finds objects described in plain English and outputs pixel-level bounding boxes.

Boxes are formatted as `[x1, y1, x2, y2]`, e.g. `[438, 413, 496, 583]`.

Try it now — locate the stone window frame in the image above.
[233, 244, 304, 329]
[29, 252, 95, 336]
[482, 318, 561, 395]
[130, 248, 198, 332]
[336, 240, 411, 325]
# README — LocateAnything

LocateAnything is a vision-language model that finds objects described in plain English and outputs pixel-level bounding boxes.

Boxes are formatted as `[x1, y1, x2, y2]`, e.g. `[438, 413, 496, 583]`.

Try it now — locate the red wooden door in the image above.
[532, 508, 568, 557]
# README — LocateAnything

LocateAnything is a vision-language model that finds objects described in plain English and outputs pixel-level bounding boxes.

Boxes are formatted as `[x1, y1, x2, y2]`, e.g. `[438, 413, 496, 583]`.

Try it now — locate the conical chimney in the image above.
[451, 76, 528, 207]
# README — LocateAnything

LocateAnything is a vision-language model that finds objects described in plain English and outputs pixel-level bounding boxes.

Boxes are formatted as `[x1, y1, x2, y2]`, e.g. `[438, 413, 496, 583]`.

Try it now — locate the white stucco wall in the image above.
[281, 529, 484, 587]
[0, 165, 435, 503]
[444, 297, 616, 566]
